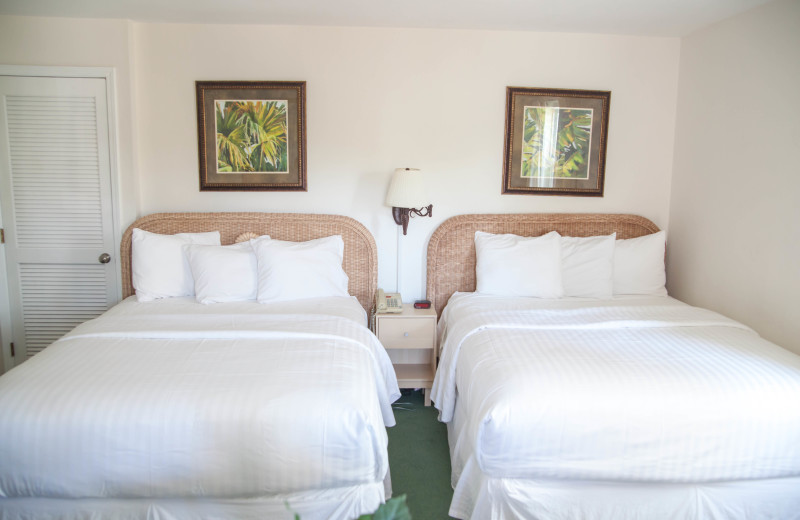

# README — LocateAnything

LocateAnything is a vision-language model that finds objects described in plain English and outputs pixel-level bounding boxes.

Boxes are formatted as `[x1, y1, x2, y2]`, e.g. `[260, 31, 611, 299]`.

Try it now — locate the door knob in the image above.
[98, 253, 111, 264]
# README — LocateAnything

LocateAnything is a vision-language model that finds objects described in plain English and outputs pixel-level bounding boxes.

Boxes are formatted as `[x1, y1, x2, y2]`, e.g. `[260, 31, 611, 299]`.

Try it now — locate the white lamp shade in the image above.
[385, 168, 429, 208]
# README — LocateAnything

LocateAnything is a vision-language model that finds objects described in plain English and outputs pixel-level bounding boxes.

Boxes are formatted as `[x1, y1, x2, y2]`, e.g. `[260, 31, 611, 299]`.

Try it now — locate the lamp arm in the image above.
[392, 204, 432, 235]
[409, 204, 433, 218]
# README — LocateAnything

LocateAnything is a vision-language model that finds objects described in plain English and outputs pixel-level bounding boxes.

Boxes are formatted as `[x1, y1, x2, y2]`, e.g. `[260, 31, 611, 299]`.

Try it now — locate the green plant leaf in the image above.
[215, 101, 252, 172]
[357, 495, 412, 520]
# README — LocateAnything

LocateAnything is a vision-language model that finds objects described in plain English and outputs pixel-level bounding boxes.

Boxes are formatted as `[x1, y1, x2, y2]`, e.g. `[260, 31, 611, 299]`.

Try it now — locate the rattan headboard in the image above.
[426, 213, 660, 317]
[121, 212, 377, 313]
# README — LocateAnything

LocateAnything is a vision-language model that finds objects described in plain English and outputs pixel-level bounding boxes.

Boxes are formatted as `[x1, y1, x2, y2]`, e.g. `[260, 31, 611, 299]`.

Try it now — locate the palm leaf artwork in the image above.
[520, 106, 592, 179]
[214, 100, 288, 173]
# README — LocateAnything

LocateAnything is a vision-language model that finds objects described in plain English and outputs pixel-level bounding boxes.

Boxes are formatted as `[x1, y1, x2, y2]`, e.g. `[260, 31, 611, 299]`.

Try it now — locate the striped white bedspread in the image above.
[0, 298, 400, 501]
[432, 293, 800, 482]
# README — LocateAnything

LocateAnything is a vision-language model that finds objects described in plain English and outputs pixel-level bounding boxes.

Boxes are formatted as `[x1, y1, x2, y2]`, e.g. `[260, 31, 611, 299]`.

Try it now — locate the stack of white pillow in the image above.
[131, 229, 350, 304]
[131, 227, 666, 304]
[475, 230, 667, 299]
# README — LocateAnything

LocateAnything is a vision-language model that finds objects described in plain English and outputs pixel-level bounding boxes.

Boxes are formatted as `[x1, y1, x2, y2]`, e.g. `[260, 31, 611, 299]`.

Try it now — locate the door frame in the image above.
[0, 65, 123, 373]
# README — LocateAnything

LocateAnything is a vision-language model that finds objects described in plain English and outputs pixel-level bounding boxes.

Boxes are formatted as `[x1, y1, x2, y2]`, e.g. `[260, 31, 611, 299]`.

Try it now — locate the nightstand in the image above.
[374, 304, 437, 406]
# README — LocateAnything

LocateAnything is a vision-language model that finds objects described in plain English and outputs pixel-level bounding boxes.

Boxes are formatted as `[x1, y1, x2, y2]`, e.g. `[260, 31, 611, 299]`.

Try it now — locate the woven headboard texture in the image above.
[121, 212, 377, 313]
[426, 213, 660, 317]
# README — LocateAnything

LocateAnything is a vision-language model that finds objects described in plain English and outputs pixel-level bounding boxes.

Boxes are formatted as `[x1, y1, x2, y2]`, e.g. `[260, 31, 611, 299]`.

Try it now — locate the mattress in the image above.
[0, 296, 400, 519]
[432, 293, 800, 484]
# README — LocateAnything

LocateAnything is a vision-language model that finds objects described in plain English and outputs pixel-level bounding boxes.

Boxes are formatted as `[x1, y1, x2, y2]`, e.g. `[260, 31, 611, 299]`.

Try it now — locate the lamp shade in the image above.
[385, 168, 429, 208]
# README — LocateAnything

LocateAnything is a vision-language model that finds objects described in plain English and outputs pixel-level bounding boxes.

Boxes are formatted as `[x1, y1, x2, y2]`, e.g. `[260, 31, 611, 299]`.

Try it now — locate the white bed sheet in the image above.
[0, 296, 400, 520]
[105, 294, 370, 324]
[433, 293, 800, 518]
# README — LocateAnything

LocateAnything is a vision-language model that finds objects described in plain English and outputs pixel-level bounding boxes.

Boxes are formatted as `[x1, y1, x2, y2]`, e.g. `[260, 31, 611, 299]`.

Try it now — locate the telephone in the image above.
[376, 289, 403, 313]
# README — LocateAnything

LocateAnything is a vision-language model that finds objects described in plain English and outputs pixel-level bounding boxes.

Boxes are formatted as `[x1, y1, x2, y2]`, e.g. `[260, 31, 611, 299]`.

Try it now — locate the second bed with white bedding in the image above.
[432, 293, 800, 518]
[0, 296, 400, 519]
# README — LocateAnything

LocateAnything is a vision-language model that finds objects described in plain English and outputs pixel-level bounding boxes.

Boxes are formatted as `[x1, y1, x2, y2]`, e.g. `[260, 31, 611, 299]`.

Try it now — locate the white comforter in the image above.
[0, 297, 400, 503]
[432, 293, 800, 483]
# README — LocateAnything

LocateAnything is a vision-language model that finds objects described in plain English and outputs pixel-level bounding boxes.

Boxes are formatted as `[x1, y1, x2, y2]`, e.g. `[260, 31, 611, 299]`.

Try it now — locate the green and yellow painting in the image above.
[215, 100, 288, 174]
[521, 106, 593, 179]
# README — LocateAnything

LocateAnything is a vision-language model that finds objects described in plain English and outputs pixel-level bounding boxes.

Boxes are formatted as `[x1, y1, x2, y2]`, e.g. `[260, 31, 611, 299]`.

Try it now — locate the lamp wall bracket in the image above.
[392, 204, 433, 235]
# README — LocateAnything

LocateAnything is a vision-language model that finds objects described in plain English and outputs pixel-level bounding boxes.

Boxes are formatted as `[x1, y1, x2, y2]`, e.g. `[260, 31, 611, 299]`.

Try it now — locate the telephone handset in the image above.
[376, 289, 403, 313]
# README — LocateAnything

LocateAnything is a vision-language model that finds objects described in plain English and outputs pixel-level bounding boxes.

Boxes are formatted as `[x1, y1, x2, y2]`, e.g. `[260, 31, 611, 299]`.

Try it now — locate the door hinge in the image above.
[9, 342, 14, 357]
[0, 228, 4, 244]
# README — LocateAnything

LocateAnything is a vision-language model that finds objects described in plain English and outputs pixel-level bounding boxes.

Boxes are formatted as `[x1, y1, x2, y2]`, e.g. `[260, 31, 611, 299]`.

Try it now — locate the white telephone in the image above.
[376, 289, 403, 313]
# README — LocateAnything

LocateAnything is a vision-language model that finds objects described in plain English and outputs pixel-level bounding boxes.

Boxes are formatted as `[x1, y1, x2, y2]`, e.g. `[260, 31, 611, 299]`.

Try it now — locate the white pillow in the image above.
[251, 235, 350, 303]
[184, 242, 259, 304]
[131, 229, 221, 302]
[561, 234, 616, 299]
[475, 231, 563, 298]
[613, 231, 667, 296]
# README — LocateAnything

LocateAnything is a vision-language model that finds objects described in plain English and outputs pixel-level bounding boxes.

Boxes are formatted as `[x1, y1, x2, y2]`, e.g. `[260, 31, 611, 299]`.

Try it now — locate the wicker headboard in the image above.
[426, 213, 660, 317]
[121, 212, 377, 313]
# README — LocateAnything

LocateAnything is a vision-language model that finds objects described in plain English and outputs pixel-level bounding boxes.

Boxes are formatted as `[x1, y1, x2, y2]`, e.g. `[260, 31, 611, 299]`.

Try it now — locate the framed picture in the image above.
[502, 87, 610, 196]
[196, 80, 306, 191]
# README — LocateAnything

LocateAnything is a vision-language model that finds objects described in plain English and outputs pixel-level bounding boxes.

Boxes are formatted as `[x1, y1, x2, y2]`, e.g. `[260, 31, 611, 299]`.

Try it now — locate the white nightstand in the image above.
[374, 304, 437, 406]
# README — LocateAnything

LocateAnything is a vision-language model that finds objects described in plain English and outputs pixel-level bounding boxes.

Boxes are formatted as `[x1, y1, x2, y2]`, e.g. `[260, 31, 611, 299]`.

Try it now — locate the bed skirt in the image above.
[449, 448, 800, 520]
[0, 480, 387, 520]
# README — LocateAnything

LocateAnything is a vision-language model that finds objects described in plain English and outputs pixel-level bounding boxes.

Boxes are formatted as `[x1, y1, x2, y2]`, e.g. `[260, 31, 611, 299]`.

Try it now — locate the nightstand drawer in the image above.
[377, 317, 434, 349]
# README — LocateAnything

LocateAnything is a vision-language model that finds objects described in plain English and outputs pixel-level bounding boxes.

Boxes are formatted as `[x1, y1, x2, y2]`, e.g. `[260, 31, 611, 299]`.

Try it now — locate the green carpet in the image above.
[387, 389, 455, 519]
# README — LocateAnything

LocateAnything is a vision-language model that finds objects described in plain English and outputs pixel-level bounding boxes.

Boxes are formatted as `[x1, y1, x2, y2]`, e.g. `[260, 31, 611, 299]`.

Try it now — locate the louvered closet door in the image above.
[0, 76, 118, 362]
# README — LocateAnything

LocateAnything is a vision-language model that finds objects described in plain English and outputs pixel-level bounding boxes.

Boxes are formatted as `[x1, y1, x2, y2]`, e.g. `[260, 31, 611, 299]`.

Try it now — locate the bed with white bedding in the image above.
[0, 212, 400, 520]
[426, 213, 800, 520]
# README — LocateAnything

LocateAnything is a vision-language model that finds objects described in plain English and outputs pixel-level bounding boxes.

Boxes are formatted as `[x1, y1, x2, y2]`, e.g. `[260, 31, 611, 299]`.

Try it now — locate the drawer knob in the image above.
[404, 332, 409, 337]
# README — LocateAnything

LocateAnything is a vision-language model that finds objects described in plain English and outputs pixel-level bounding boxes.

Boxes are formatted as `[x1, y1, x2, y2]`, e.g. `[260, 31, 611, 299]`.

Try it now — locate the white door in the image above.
[0, 75, 118, 365]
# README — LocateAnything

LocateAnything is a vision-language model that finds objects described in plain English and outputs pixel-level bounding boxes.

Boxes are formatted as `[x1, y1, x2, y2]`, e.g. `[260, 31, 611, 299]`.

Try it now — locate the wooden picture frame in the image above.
[502, 87, 610, 196]
[196, 80, 307, 191]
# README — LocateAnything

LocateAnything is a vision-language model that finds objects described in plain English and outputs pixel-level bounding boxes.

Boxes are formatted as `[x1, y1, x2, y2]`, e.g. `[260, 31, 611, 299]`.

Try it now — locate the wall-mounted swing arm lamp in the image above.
[384, 168, 432, 235]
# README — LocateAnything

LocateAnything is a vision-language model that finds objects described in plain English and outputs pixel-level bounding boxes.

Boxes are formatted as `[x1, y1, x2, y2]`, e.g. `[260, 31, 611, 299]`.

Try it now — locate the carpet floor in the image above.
[387, 389, 455, 519]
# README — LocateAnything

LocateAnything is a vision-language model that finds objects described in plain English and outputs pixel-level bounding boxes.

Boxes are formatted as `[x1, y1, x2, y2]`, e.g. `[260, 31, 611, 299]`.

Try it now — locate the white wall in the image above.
[0, 15, 681, 303]
[667, 0, 800, 353]
[132, 23, 680, 299]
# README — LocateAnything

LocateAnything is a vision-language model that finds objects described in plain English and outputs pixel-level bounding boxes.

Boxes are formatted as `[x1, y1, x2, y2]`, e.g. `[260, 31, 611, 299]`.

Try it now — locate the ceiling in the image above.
[0, 0, 774, 37]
